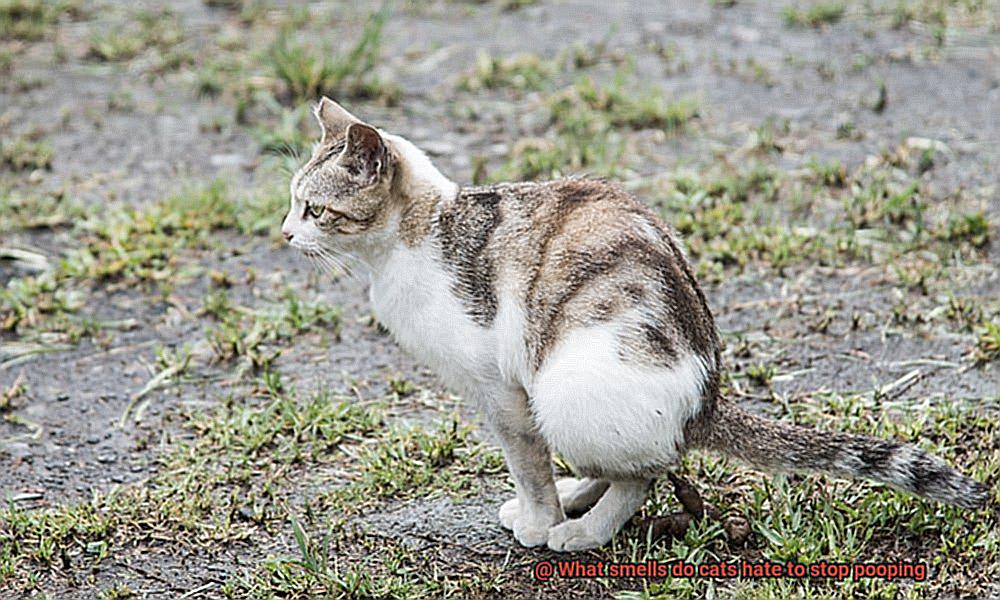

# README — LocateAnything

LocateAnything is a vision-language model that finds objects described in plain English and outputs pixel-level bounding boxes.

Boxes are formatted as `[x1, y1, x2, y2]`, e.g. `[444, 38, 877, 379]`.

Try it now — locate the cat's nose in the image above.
[282, 229, 294, 242]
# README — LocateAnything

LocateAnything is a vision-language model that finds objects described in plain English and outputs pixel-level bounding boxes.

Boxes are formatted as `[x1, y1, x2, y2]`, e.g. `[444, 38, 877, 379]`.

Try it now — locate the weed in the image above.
[325, 415, 504, 511]
[491, 73, 698, 181]
[550, 74, 699, 132]
[0, 135, 52, 171]
[86, 9, 184, 63]
[458, 50, 558, 91]
[783, 2, 846, 27]
[0, 180, 284, 340]
[0, 387, 387, 587]
[205, 288, 340, 379]
[253, 106, 314, 158]
[265, 9, 396, 105]
[500, 0, 538, 9]
[936, 212, 989, 248]
[845, 173, 923, 232]
[0, 0, 76, 41]
[204, 0, 242, 8]
[745, 363, 776, 386]
[807, 158, 847, 187]
[973, 320, 1000, 364]
[0, 188, 85, 232]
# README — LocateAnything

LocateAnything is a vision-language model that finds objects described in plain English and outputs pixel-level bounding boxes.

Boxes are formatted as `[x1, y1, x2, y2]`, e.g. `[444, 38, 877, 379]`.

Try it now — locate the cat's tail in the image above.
[697, 401, 989, 509]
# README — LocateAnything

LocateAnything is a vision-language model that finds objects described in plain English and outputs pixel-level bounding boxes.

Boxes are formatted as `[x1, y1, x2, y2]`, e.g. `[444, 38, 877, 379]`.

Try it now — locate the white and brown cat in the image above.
[281, 97, 988, 552]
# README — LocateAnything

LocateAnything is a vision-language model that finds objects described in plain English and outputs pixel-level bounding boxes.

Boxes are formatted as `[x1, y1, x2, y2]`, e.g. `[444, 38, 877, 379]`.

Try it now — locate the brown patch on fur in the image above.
[435, 188, 503, 326]
[430, 177, 721, 377]
[398, 187, 438, 246]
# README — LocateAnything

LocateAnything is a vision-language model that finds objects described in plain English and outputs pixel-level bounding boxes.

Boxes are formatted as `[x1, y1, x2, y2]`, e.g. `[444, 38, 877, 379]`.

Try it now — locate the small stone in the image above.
[86, 435, 101, 444]
[419, 141, 456, 157]
[4, 443, 32, 460]
[56, 394, 70, 402]
[732, 26, 761, 43]
[210, 153, 249, 168]
[96, 453, 116, 464]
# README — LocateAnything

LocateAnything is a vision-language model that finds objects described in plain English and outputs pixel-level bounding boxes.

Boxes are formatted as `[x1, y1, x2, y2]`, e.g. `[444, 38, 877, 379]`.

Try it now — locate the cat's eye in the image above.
[305, 202, 325, 219]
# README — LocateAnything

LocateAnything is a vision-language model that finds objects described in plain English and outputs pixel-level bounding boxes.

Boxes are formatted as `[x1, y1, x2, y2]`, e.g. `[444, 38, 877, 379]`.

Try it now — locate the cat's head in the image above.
[282, 98, 396, 256]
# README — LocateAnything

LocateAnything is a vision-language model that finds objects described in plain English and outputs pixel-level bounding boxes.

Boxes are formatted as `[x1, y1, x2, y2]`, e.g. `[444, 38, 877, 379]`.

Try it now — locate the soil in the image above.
[1, 0, 997, 598]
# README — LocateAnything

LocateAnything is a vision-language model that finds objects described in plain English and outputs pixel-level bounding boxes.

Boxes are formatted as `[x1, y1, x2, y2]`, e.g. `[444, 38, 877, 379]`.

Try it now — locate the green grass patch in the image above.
[265, 8, 396, 105]
[0, 188, 85, 232]
[549, 74, 700, 132]
[0, 180, 285, 338]
[973, 320, 1000, 364]
[323, 416, 505, 512]
[203, 287, 341, 379]
[0, 135, 52, 171]
[0, 0, 78, 41]
[783, 2, 846, 28]
[458, 50, 559, 92]
[85, 9, 184, 63]
[0, 384, 500, 595]
[491, 72, 699, 181]
[655, 158, 994, 284]
[629, 394, 997, 599]
[0, 388, 384, 585]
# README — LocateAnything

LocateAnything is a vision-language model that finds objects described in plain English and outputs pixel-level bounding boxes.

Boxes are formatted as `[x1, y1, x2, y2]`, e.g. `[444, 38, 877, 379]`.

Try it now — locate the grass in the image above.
[0, 180, 285, 339]
[0, 135, 53, 171]
[491, 72, 699, 181]
[85, 9, 185, 63]
[653, 151, 994, 283]
[0, 382, 502, 596]
[549, 74, 700, 131]
[0, 387, 384, 587]
[627, 393, 998, 599]
[322, 415, 505, 512]
[973, 320, 1000, 364]
[9, 379, 988, 598]
[252, 105, 316, 159]
[265, 9, 396, 105]
[203, 287, 342, 380]
[457, 50, 559, 92]
[0, 0, 77, 41]
[783, 2, 846, 27]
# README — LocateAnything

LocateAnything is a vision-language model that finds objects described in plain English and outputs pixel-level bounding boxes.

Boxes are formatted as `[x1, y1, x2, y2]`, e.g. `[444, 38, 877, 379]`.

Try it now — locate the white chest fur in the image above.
[369, 244, 501, 397]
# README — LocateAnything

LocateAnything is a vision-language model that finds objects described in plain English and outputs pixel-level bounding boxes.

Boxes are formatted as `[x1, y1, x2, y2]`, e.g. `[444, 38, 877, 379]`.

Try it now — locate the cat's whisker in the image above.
[313, 247, 352, 279]
[317, 243, 362, 280]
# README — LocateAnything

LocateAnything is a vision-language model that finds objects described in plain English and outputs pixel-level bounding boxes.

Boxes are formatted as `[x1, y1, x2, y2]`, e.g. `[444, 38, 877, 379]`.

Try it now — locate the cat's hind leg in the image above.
[547, 479, 651, 552]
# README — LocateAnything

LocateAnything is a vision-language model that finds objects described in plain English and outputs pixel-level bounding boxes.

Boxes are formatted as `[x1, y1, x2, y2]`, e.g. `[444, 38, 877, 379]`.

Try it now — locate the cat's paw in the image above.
[513, 514, 551, 547]
[547, 519, 604, 552]
[498, 497, 520, 531]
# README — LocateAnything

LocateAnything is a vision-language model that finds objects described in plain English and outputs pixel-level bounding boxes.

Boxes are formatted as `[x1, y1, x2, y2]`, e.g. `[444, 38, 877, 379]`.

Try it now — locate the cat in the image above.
[280, 97, 988, 552]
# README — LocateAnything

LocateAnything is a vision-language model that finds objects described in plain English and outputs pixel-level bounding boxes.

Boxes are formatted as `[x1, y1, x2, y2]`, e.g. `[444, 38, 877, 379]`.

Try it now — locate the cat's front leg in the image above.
[485, 386, 564, 547]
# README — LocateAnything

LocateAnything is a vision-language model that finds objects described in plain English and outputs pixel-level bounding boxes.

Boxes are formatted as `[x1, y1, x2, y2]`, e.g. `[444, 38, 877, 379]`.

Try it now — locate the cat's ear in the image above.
[315, 97, 360, 143]
[337, 123, 387, 186]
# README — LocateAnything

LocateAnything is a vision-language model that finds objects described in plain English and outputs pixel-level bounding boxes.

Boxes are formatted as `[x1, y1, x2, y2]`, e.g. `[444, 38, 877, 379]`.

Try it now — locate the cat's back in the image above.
[433, 177, 719, 373]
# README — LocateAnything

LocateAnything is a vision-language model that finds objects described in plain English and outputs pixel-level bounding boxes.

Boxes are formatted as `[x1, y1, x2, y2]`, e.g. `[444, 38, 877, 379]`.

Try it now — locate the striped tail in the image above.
[700, 402, 989, 509]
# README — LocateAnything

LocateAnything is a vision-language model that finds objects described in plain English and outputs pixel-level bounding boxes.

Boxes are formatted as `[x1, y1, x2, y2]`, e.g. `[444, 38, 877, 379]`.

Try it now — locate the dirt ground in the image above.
[1, 1, 998, 598]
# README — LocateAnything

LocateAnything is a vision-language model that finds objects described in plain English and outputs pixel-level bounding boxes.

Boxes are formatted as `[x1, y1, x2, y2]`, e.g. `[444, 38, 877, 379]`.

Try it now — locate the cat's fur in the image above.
[281, 98, 989, 551]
